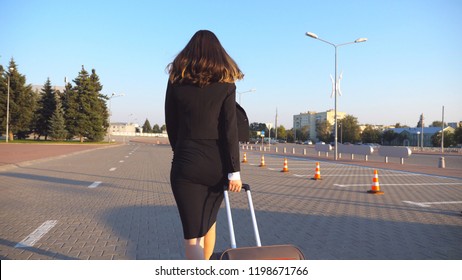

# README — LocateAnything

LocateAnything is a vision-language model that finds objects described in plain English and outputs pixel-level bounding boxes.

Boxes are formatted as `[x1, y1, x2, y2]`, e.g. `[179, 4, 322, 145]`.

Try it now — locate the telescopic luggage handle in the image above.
[223, 184, 262, 249]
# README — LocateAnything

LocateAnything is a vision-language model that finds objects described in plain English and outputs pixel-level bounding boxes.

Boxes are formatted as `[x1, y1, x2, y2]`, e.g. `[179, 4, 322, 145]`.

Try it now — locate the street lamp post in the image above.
[275, 108, 278, 141]
[417, 131, 420, 148]
[441, 106, 445, 154]
[124, 113, 134, 144]
[439, 106, 445, 168]
[420, 113, 424, 150]
[107, 92, 124, 142]
[5, 67, 14, 143]
[237, 88, 256, 105]
[306, 32, 367, 160]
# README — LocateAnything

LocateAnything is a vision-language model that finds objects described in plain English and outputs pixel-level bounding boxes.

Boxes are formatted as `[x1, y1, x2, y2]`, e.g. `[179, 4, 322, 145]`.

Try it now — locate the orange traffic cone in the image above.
[259, 155, 266, 167]
[281, 158, 289, 172]
[242, 152, 248, 163]
[367, 170, 384, 195]
[311, 162, 322, 180]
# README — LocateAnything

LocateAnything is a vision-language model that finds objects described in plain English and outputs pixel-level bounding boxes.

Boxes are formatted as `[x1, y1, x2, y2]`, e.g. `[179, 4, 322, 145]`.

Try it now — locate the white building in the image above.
[293, 109, 346, 141]
[32, 85, 66, 93]
[108, 122, 141, 135]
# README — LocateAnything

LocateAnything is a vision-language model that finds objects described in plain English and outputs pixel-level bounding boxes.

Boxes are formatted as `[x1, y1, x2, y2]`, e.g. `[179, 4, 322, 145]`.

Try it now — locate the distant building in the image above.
[293, 109, 346, 141]
[358, 124, 387, 133]
[448, 122, 462, 129]
[108, 122, 169, 138]
[32, 85, 66, 93]
[388, 126, 455, 147]
[109, 122, 141, 135]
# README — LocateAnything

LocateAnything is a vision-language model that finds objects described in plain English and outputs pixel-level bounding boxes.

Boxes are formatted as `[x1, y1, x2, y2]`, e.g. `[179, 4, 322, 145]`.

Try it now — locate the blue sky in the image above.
[1, 0, 461, 128]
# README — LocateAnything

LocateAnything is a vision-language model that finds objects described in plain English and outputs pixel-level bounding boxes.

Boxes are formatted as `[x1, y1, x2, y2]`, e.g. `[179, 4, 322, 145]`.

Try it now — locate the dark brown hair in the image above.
[167, 30, 244, 87]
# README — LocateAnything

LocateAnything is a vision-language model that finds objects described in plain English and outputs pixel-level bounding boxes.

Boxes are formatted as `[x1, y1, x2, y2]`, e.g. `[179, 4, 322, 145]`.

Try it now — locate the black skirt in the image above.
[170, 139, 227, 239]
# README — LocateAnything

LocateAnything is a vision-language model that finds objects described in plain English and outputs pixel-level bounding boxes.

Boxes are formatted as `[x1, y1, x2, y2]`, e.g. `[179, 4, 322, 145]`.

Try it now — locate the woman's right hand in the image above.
[228, 180, 242, 192]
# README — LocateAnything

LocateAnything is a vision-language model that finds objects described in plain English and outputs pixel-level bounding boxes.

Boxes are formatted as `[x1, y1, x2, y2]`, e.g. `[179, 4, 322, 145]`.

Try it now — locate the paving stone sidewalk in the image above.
[1, 140, 461, 260]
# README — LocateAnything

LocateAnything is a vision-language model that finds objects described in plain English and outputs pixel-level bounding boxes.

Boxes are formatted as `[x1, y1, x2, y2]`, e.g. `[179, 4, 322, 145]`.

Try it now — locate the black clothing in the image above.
[236, 103, 250, 142]
[165, 81, 240, 239]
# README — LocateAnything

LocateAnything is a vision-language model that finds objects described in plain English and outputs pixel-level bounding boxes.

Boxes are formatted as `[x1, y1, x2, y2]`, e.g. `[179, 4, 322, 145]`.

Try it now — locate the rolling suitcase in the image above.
[219, 184, 305, 260]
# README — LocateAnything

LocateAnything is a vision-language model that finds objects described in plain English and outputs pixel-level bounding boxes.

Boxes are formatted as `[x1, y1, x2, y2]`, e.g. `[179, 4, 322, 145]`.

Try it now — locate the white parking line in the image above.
[264, 164, 315, 167]
[265, 165, 367, 170]
[88, 181, 102, 188]
[403, 201, 462, 208]
[294, 174, 420, 177]
[268, 168, 312, 171]
[334, 182, 462, 188]
[15, 220, 58, 248]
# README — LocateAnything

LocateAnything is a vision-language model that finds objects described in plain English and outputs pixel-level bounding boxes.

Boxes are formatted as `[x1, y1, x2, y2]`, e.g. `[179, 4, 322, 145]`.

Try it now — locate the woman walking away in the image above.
[165, 30, 244, 260]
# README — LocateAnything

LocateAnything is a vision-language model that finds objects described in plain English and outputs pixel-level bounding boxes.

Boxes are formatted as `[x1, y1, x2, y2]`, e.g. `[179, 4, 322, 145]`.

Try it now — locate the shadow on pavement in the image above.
[0, 238, 78, 260]
[101, 205, 462, 260]
[0, 172, 93, 187]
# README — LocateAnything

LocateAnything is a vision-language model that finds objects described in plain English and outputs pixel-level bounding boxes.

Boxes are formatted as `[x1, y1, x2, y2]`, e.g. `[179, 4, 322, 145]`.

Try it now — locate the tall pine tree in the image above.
[35, 78, 57, 140]
[142, 118, 152, 133]
[48, 92, 67, 141]
[62, 80, 78, 140]
[88, 68, 109, 141]
[152, 124, 160, 133]
[73, 66, 91, 142]
[0, 65, 7, 137]
[4, 59, 37, 140]
[66, 66, 108, 142]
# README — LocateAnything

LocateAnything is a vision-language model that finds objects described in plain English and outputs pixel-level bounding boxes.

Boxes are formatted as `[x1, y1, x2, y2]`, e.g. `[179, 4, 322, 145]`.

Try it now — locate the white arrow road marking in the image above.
[88, 181, 102, 188]
[15, 220, 58, 248]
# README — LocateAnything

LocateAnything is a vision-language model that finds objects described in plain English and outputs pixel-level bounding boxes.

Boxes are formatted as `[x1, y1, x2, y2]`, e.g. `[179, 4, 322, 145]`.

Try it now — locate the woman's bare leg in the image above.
[184, 237, 205, 260]
[203, 223, 217, 260]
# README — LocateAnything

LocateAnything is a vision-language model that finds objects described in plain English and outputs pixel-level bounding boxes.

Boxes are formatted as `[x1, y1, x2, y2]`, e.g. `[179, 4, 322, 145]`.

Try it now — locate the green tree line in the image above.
[249, 114, 462, 147]
[0, 59, 109, 142]
[141, 118, 166, 134]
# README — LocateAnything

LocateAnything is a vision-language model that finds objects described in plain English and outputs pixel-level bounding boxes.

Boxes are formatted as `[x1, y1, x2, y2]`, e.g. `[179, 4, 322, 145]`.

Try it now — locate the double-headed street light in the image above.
[5, 67, 14, 143]
[108, 92, 125, 117]
[305, 32, 367, 160]
[237, 88, 256, 105]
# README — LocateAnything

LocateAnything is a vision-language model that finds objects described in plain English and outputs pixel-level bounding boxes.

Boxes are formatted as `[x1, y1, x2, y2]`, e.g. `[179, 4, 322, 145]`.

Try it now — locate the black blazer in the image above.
[165, 81, 240, 173]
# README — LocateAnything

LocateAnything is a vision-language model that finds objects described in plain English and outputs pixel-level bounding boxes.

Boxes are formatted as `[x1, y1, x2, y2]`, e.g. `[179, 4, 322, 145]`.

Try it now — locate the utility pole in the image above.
[275, 108, 278, 141]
